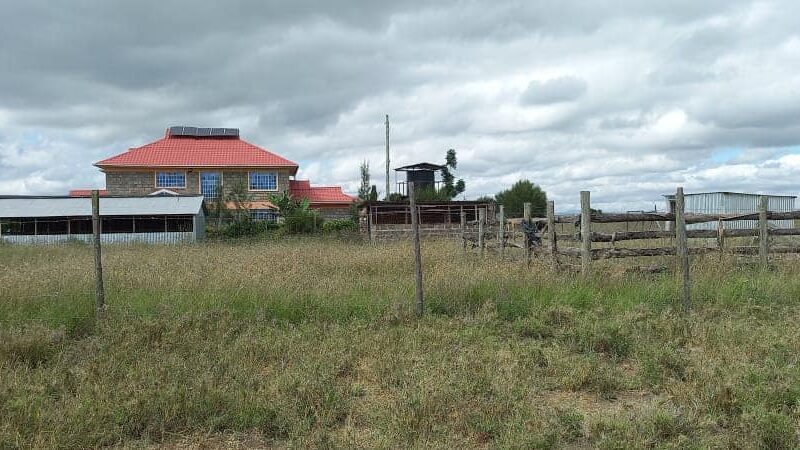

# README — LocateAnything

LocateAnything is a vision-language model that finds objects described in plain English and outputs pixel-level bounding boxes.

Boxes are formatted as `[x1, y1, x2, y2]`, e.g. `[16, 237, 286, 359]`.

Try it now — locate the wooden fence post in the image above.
[460, 208, 466, 253]
[759, 195, 769, 266]
[478, 208, 486, 257]
[408, 182, 424, 316]
[92, 190, 105, 322]
[675, 187, 691, 313]
[369, 205, 375, 243]
[523, 202, 532, 266]
[580, 191, 591, 276]
[547, 200, 557, 269]
[498, 205, 505, 260]
[717, 218, 725, 257]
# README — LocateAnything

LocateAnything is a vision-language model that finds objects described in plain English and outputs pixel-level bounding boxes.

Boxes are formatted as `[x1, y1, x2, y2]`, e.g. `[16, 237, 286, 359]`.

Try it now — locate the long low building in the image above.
[0, 196, 205, 244]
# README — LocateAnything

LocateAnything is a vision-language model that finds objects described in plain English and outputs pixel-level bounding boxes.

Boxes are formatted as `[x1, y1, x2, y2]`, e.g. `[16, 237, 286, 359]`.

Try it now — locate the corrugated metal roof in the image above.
[0, 196, 204, 218]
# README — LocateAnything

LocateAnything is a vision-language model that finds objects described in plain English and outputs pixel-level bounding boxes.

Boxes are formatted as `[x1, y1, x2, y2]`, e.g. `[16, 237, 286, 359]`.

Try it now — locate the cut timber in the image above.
[557, 210, 800, 224]
[557, 245, 800, 259]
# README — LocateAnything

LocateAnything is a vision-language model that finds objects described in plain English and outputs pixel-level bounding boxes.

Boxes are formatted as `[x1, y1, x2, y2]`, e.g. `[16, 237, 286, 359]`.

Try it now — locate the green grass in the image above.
[1, 239, 799, 448]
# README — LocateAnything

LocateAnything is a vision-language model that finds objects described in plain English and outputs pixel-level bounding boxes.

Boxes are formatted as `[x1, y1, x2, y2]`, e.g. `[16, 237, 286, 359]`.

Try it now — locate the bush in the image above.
[283, 209, 323, 234]
[322, 219, 357, 233]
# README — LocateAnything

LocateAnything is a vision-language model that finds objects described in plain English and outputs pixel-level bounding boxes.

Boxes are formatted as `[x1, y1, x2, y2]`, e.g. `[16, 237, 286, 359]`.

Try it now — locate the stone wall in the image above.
[316, 206, 353, 220]
[105, 169, 292, 199]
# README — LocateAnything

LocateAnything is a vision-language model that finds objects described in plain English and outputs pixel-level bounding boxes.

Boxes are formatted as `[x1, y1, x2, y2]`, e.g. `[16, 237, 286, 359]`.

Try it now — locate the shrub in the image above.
[322, 219, 357, 233]
[269, 192, 323, 234]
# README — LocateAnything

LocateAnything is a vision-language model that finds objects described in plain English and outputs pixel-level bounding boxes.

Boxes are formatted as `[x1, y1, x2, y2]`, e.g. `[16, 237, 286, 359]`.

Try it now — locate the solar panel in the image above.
[168, 126, 239, 137]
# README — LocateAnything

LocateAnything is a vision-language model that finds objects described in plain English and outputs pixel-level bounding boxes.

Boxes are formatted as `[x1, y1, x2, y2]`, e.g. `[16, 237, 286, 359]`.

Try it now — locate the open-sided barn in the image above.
[0, 196, 205, 244]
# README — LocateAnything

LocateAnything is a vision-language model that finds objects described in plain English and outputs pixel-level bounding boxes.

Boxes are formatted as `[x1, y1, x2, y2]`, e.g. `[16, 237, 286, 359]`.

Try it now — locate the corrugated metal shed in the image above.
[0, 196, 204, 218]
[0, 196, 206, 244]
[663, 192, 796, 230]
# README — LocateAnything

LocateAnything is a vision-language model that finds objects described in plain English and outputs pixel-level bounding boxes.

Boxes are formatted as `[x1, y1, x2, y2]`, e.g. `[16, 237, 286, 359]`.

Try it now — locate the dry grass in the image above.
[0, 237, 799, 448]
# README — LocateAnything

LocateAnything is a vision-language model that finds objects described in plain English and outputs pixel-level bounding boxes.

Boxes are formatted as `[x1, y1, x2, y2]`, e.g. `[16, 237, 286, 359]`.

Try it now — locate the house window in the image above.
[200, 172, 221, 200]
[155, 172, 186, 188]
[250, 209, 278, 222]
[249, 172, 277, 191]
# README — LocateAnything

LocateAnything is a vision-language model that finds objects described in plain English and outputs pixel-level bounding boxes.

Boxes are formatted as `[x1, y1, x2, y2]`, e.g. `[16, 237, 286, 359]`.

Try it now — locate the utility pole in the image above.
[385, 114, 390, 200]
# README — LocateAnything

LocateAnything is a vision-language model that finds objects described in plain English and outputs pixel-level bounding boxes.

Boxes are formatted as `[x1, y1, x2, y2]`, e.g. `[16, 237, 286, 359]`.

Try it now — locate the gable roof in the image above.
[289, 179, 355, 205]
[95, 133, 299, 174]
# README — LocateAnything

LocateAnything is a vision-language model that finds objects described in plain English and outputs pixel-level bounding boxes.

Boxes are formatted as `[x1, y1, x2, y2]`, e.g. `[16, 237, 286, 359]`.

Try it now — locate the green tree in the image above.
[440, 148, 465, 199]
[495, 180, 547, 217]
[358, 160, 371, 201]
[226, 180, 252, 222]
[268, 191, 323, 233]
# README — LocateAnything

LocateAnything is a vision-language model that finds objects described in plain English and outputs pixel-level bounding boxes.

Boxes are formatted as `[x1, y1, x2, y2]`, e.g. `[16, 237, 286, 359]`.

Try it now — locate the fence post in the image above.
[717, 218, 725, 256]
[523, 202, 532, 266]
[547, 200, 557, 269]
[498, 205, 505, 260]
[759, 195, 769, 266]
[460, 208, 467, 253]
[675, 187, 691, 313]
[91, 190, 106, 323]
[580, 191, 591, 276]
[478, 208, 486, 257]
[408, 182, 424, 316]
[369, 205, 375, 243]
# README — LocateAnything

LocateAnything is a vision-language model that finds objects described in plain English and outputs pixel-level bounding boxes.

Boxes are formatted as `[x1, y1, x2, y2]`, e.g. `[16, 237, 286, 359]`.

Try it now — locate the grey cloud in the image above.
[1, 0, 800, 206]
[520, 76, 587, 105]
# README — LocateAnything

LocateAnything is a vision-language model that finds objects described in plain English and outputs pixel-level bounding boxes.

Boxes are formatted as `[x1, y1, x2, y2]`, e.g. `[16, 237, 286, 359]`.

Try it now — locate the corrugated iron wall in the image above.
[684, 193, 795, 230]
[1, 232, 196, 245]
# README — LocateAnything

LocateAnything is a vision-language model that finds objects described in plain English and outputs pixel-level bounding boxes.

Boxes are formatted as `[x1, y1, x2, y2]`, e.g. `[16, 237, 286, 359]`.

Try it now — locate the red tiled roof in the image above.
[95, 135, 299, 174]
[69, 189, 108, 197]
[290, 179, 355, 205]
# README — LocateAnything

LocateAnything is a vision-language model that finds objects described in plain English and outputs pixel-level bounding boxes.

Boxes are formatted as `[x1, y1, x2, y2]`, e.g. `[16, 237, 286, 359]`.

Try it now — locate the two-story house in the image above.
[84, 126, 354, 220]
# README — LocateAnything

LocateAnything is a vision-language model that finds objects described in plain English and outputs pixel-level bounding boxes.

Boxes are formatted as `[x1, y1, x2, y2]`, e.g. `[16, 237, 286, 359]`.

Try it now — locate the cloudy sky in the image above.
[1, 0, 799, 211]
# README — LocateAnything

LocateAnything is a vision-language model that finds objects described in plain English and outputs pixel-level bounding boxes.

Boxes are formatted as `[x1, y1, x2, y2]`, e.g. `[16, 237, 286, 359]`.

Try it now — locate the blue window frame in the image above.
[155, 171, 186, 188]
[200, 172, 221, 200]
[249, 171, 277, 191]
[250, 209, 278, 222]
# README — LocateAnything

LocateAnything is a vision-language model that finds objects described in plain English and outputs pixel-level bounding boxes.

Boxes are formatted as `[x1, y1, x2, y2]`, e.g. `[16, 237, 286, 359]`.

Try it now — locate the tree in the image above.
[440, 148, 465, 199]
[358, 160, 371, 201]
[226, 180, 252, 222]
[369, 185, 378, 201]
[268, 191, 323, 233]
[495, 180, 547, 217]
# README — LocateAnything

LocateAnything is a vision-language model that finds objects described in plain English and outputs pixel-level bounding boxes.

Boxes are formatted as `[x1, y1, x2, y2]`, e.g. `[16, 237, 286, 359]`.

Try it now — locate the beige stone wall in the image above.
[316, 206, 353, 220]
[105, 169, 293, 199]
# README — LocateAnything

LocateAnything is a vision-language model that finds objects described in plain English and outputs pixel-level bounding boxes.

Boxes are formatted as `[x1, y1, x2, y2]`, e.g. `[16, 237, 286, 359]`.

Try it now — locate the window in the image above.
[249, 171, 277, 191]
[155, 172, 186, 188]
[200, 172, 221, 199]
[250, 209, 278, 222]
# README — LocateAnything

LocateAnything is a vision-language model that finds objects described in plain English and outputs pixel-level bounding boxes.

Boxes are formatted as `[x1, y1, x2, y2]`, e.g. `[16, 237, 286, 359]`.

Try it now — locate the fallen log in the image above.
[558, 211, 800, 225]
[589, 228, 800, 242]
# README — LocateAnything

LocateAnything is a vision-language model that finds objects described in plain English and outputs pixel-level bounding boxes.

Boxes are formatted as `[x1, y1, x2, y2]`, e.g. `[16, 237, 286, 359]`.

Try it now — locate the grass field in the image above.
[1, 238, 799, 448]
